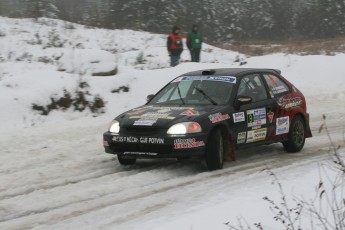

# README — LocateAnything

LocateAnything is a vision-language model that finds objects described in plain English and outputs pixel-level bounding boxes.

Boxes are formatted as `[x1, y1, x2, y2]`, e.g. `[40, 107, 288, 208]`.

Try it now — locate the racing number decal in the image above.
[246, 108, 267, 128]
[248, 113, 254, 124]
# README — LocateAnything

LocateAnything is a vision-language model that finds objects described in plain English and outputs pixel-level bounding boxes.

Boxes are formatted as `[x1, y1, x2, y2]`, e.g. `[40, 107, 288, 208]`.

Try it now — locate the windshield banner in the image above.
[174, 76, 236, 84]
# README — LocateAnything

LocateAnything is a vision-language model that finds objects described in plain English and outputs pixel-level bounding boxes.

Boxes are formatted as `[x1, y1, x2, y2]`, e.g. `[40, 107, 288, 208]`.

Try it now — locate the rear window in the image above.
[263, 74, 290, 96]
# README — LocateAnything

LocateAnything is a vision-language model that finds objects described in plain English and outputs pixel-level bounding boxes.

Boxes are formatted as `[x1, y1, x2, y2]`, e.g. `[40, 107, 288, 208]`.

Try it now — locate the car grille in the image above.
[124, 126, 165, 135]
[111, 143, 172, 154]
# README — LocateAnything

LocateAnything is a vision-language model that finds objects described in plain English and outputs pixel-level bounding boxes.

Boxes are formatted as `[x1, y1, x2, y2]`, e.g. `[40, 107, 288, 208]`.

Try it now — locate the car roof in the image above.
[181, 68, 281, 77]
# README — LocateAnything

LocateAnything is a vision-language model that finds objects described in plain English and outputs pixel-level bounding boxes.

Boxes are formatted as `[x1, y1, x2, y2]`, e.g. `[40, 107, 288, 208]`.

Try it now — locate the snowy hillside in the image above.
[0, 17, 245, 133]
[0, 17, 345, 230]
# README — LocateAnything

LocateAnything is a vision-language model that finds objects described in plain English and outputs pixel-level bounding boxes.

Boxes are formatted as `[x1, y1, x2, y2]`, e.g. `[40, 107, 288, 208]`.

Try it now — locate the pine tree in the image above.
[25, 0, 43, 18]
[294, 0, 319, 39]
[221, 0, 242, 42]
[314, 0, 345, 37]
[235, 0, 274, 41]
[1, 0, 345, 42]
[42, 0, 59, 19]
[269, 0, 296, 40]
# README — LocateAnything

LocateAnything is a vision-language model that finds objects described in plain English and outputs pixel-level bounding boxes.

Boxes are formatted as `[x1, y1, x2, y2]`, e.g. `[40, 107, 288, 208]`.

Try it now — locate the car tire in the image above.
[117, 154, 136, 165]
[205, 129, 224, 170]
[283, 116, 306, 153]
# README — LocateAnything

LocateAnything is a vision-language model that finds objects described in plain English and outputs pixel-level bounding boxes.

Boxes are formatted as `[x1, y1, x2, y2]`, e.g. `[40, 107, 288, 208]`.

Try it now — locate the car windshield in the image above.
[148, 75, 236, 105]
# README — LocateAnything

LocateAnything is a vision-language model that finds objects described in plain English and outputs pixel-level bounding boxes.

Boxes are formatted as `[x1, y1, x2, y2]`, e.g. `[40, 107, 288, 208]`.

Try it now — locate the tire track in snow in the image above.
[0, 157, 277, 228]
[1, 140, 341, 229]
[0, 159, 180, 201]
[0, 160, 195, 223]
[0, 114, 343, 229]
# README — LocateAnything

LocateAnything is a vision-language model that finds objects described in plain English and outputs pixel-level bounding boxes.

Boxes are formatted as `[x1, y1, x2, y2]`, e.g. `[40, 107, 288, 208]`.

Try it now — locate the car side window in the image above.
[263, 74, 290, 96]
[237, 74, 268, 102]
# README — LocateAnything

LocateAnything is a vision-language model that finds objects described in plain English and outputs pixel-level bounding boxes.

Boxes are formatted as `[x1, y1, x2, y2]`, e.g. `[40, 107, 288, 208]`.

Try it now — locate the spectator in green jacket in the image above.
[186, 25, 202, 62]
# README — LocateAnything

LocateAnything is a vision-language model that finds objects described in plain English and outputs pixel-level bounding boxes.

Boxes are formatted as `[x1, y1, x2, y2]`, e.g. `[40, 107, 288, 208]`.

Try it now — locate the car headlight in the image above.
[167, 122, 202, 135]
[109, 120, 120, 133]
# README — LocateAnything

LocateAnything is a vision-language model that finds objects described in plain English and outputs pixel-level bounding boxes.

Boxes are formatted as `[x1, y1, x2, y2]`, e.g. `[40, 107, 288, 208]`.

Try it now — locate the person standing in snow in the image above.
[186, 25, 202, 62]
[167, 26, 183, 67]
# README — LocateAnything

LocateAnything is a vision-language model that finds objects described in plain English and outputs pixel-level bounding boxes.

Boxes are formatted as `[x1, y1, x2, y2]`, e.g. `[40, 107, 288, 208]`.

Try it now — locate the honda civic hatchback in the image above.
[103, 68, 312, 170]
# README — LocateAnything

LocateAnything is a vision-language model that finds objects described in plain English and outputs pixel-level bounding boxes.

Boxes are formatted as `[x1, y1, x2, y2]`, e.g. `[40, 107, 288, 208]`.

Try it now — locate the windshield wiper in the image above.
[194, 86, 218, 105]
[177, 85, 185, 105]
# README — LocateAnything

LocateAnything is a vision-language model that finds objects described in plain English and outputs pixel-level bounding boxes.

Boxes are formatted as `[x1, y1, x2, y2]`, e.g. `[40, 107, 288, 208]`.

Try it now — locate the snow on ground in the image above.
[0, 17, 345, 229]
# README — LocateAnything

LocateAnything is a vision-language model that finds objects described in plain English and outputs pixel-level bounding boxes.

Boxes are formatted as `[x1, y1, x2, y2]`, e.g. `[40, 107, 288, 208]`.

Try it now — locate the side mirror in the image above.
[234, 96, 252, 109]
[146, 94, 155, 102]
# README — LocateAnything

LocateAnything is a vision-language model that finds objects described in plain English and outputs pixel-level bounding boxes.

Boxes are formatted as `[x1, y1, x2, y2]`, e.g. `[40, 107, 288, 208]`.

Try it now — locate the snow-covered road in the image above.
[0, 106, 344, 230]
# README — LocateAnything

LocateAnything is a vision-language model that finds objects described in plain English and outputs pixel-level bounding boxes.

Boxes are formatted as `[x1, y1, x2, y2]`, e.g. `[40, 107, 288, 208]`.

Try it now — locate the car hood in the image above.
[116, 104, 229, 128]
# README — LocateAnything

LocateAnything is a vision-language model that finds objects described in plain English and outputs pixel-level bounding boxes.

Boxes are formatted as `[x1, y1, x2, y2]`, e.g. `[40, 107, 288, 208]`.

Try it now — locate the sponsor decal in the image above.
[246, 128, 267, 143]
[123, 152, 158, 156]
[112, 136, 165, 144]
[251, 125, 262, 130]
[127, 107, 151, 115]
[269, 91, 274, 98]
[157, 106, 193, 111]
[113, 136, 139, 143]
[233, 112, 245, 123]
[180, 109, 200, 116]
[267, 111, 274, 123]
[276, 116, 289, 135]
[272, 85, 288, 94]
[237, 132, 246, 144]
[130, 106, 194, 116]
[277, 97, 302, 110]
[130, 112, 175, 120]
[157, 108, 171, 113]
[133, 118, 157, 126]
[174, 138, 205, 149]
[179, 75, 237, 84]
[208, 112, 231, 123]
[247, 108, 267, 127]
[132, 106, 152, 110]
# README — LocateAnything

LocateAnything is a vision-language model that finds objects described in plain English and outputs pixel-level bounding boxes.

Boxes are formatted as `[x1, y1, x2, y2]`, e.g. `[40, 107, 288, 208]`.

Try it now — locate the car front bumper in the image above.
[103, 131, 207, 159]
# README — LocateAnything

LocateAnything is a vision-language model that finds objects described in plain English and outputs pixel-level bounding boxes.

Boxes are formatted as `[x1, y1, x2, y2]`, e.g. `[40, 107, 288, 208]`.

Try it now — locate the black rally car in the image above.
[103, 68, 312, 170]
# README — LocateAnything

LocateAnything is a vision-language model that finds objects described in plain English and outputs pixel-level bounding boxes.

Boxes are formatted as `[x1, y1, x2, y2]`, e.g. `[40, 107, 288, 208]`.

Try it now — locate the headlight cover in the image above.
[109, 120, 120, 133]
[167, 122, 202, 135]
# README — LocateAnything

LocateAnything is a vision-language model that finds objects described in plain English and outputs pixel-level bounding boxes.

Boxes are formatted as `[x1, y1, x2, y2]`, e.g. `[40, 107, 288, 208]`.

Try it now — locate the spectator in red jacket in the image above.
[167, 26, 183, 67]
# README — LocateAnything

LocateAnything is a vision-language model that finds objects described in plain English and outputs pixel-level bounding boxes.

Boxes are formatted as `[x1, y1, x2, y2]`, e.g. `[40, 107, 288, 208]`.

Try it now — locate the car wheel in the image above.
[205, 129, 224, 170]
[117, 154, 136, 165]
[283, 116, 306, 153]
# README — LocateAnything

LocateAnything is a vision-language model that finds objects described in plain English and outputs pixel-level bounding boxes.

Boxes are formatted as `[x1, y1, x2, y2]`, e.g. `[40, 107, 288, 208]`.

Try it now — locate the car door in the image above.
[233, 73, 277, 145]
[262, 73, 292, 138]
